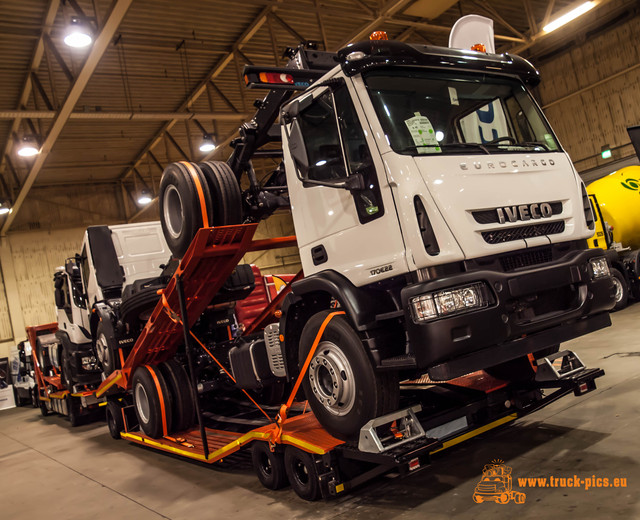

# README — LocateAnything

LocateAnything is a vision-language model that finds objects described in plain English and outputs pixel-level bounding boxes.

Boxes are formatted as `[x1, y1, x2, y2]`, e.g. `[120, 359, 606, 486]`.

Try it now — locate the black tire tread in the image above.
[199, 161, 242, 225]
[132, 365, 173, 438]
[158, 359, 195, 433]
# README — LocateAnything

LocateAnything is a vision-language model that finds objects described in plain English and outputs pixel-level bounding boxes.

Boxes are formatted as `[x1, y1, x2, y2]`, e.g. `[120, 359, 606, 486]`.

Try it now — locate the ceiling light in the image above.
[137, 189, 152, 205]
[199, 134, 216, 153]
[64, 17, 93, 48]
[17, 136, 39, 157]
[435, 131, 444, 142]
[0, 200, 11, 215]
[543, 2, 595, 33]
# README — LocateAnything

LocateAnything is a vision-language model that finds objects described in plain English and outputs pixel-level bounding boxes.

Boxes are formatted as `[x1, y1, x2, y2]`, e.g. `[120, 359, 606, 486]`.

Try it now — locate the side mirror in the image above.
[287, 119, 310, 178]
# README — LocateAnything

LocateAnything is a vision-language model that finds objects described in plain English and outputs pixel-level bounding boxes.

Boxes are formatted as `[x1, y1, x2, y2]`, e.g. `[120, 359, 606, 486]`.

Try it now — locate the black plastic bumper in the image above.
[402, 248, 616, 374]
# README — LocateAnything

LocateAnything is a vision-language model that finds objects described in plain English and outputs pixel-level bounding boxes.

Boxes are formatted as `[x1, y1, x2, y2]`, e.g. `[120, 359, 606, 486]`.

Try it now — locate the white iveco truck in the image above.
[50, 19, 617, 441]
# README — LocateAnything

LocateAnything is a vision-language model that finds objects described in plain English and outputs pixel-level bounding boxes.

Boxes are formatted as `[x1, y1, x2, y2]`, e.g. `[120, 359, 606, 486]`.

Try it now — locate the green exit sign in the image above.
[601, 148, 612, 159]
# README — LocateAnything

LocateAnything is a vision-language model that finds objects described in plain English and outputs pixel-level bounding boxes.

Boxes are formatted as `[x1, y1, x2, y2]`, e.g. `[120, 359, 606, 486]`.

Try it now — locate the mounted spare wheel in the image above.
[132, 365, 173, 438]
[159, 162, 213, 257]
[298, 310, 399, 441]
[198, 161, 243, 226]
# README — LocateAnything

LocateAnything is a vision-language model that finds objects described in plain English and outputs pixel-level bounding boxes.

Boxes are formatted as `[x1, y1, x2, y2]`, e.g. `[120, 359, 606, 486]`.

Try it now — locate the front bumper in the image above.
[402, 248, 616, 376]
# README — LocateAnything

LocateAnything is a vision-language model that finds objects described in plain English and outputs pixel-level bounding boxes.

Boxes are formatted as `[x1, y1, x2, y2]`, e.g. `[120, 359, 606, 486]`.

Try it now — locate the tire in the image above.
[61, 344, 74, 390]
[132, 365, 173, 438]
[31, 387, 38, 408]
[610, 267, 629, 311]
[284, 446, 320, 501]
[298, 311, 399, 440]
[485, 345, 559, 382]
[252, 442, 288, 490]
[12, 386, 21, 407]
[106, 400, 124, 439]
[39, 398, 50, 417]
[68, 396, 81, 427]
[159, 162, 211, 258]
[95, 321, 118, 376]
[199, 161, 243, 226]
[158, 359, 195, 433]
[120, 288, 161, 328]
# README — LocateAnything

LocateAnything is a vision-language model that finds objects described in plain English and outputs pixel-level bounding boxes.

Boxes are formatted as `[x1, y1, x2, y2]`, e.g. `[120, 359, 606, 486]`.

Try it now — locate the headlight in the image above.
[589, 257, 610, 279]
[410, 282, 490, 323]
[81, 355, 98, 370]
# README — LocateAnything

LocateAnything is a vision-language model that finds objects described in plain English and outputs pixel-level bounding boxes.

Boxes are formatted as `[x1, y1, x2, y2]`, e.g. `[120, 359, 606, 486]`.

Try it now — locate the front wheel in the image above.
[298, 311, 399, 440]
[610, 267, 629, 311]
[95, 322, 117, 376]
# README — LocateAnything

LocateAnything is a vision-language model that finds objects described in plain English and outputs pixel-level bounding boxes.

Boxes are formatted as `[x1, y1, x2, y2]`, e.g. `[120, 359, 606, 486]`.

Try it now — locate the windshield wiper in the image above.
[484, 141, 551, 152]
[397, 143, 490, 155]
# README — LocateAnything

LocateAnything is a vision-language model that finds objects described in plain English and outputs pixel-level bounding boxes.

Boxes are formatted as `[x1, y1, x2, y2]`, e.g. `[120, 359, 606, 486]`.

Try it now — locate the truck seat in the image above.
[235, 266, 270, 329]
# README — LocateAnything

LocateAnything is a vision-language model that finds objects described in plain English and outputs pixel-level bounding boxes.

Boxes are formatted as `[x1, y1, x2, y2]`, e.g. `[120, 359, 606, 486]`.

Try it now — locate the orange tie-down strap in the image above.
[267, 310, 346, 446]
[179, 161, 209, 228]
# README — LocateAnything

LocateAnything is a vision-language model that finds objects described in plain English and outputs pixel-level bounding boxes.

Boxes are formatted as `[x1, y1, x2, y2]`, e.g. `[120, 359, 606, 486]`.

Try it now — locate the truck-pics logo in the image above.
[473, 459, 526, 505]
[497, 202, 553, 224]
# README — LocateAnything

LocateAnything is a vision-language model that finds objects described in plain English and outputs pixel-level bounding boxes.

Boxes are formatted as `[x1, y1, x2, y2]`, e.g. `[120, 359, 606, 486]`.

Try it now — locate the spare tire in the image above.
[159, 162, 212, 258]
[199, 161, 243, 226]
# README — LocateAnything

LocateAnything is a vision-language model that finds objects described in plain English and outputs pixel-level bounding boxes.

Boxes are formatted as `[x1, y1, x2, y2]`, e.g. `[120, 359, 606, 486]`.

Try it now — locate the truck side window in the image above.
[333, 87, 385, 224]
[297, 87, 384, 224]
[297, 91, 347, 182]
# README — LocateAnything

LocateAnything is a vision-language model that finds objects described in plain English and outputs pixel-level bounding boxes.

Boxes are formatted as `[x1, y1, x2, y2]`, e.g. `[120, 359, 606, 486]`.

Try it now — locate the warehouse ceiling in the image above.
[0, 0, 636, 233]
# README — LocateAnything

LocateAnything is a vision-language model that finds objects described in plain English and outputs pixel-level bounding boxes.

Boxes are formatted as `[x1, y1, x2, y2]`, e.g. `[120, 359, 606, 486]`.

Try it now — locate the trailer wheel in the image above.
[299, 311, 399, 441]
[106, 400, 124, 439]
[68, 396, 81, 427]
[159, 162, 212, 258]
[284, 446, 320, 501]
[95, 322, 117, 376]
[31, 387, 38, 408]
[39, 398, 50, 417]
[252, 442, 288, 490]
[610, 267, 629, 311]
[158, 359, 195, 433]
[132, 365, 173, 438]
[199, 161, 243, 226]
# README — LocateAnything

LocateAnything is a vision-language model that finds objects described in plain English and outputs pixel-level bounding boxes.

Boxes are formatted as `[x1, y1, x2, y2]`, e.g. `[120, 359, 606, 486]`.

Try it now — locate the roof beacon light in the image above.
[543, 2, 595, 33]
[471, 43, 487, 52]
[64, 17, 93, 48]
[370, 31, 388, 41]
[199, 134, 216, 153]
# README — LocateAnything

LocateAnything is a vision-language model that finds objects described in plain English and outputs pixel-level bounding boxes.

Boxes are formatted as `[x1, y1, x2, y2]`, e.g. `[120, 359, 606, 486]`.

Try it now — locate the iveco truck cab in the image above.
[274, 28, 616, 438]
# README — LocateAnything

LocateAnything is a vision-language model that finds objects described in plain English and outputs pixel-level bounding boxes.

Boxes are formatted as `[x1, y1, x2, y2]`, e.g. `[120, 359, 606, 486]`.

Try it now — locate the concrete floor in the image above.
[2, 304, 639, 520]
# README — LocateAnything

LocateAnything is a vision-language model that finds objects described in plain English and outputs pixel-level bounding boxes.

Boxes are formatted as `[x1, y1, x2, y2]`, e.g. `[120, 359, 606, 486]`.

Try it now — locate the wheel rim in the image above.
[95, 333, 110, 368]
[135, 382, 150, 423]
[612, 276, 623, 302]
[293, 457, 310, 486]
[308, 341, 356, 416]
[163, 184, 184, 239]
[258, 451, 273, 477]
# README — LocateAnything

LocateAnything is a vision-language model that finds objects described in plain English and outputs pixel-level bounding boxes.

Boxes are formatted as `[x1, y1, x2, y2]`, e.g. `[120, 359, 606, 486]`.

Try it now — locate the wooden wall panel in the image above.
[536, 14, 640, 171]
[0, 266, 13, 341]
[7, 228, 85, 329]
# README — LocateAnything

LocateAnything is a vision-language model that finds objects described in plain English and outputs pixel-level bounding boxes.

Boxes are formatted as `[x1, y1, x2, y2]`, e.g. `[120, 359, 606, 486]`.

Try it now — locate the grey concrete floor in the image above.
[2, 304, 639, 520]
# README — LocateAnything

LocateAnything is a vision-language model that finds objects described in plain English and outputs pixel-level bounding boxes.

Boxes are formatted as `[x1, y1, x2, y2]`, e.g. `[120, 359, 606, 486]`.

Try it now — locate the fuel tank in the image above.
[587, 165, 640, 249]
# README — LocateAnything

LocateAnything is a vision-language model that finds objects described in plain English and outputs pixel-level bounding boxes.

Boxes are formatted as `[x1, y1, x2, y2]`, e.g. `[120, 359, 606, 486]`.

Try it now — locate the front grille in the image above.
[482, 221, 565, 244]
[472, 201, 563, 224]
[499, 247, 553, 271]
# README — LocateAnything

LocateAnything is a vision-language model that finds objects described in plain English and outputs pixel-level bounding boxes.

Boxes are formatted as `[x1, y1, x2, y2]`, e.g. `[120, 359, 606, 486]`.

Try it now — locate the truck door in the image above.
[284, 81, 407, 287]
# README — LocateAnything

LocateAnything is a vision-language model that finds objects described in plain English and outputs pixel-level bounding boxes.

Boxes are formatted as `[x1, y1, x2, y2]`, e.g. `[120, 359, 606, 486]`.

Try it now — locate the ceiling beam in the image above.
[0, 110, 251, 121]
[118, 5, 275, 182]
[341, 0, 415, 46]
[0, 0, 60, 189]
[383, 18, 526, 43]
[1, 0, 134, 236]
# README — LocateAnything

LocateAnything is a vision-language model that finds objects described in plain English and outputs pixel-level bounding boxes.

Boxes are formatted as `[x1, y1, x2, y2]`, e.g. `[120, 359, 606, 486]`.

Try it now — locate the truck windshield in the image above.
[363, 68, 560, 156]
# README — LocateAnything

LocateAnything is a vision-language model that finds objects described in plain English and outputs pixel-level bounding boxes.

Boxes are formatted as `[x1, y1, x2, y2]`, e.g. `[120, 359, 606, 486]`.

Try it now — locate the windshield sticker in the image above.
[448, 86, 459, 106]
[405, 112, 440, 153]
[544, 133, 555, 150]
